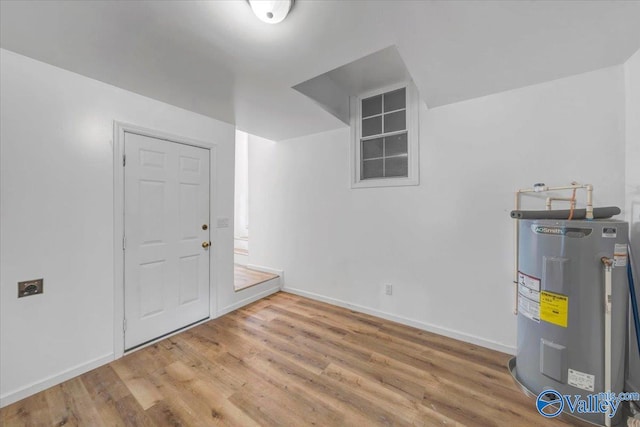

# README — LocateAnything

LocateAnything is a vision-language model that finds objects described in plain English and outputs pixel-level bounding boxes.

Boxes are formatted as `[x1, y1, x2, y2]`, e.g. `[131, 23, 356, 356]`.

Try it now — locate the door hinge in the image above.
[123, 236, 126, 250]
[123, 154, 126, 167]
[123, 318, 127, 332]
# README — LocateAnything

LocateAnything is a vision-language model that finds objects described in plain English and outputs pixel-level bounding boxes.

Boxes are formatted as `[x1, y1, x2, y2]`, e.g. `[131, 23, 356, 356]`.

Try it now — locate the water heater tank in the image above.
[515, 219, 628, 425]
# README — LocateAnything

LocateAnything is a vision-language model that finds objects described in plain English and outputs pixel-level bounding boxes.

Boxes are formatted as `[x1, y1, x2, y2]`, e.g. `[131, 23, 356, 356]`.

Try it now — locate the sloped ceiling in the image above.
[293, 46, 413, 124]
[1, 0, 639, 141]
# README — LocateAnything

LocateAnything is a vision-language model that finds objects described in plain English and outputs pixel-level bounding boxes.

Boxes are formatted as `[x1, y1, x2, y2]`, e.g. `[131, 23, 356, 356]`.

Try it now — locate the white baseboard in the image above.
[234, 237, 249, 249]
[282, 286, 516, 355]
[217, 280, 281, 317]
[0, 352, 114, 408]
[234, 253, 249, 266]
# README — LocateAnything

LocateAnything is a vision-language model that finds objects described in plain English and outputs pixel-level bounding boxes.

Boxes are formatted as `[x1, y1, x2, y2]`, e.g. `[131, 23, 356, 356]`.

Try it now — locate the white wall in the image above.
[249, 65, 627, 353]
[626, 49, 640, 285]
[0, 49, 277, 407]
[247, 133, 278, 265]
[234, 130, 249, 240]
[625, 49, 640, 392]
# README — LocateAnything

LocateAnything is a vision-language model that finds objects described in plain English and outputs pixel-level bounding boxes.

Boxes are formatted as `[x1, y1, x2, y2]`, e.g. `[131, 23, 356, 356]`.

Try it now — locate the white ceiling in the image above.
[1, 0, 639, 141]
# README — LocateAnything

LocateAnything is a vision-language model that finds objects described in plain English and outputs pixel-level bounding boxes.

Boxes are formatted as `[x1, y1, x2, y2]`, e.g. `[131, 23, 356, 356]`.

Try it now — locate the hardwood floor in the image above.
[1, 292, 586, 426]
[234, 264, 278, 291]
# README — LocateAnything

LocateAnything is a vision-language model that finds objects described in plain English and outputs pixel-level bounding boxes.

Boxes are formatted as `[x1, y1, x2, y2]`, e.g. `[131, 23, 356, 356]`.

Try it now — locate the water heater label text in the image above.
[531, 225, 593, 238]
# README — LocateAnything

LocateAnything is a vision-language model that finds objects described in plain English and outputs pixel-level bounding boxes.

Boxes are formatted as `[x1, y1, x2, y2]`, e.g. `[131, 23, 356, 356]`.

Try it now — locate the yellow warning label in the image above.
[540, 291, 568, 328]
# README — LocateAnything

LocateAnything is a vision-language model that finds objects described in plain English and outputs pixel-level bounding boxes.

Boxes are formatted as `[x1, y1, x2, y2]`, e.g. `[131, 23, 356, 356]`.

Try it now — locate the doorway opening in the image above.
[233, 130, 279, 291]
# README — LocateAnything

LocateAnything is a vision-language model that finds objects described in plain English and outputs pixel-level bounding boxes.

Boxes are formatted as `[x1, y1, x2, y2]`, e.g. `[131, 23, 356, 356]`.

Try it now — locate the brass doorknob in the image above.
[202, 241, 211, 249]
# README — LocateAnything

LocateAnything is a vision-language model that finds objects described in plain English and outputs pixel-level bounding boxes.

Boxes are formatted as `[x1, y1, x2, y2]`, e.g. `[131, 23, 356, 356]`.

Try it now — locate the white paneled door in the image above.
[124, 132, 210, 350]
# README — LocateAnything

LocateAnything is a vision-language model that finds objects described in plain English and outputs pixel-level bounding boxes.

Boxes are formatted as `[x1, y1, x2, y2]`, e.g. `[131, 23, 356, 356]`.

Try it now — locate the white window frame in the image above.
[350, 81, 420, 188]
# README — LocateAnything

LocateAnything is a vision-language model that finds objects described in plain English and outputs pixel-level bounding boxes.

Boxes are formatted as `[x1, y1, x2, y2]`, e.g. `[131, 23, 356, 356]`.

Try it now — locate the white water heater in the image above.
[513, 219, 628, 425]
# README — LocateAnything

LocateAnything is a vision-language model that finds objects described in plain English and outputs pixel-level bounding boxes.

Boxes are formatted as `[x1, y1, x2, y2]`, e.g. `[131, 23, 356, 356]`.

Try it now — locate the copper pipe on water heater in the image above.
[512, 182, 594, 315]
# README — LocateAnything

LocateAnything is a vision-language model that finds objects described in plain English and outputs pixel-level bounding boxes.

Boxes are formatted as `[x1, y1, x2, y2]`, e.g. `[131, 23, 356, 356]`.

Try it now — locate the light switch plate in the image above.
[18, 278, 43, 298]
[217, 217, 230, 228]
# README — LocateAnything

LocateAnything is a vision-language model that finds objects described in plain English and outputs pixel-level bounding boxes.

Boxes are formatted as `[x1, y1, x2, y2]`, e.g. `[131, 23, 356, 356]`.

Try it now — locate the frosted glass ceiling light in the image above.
[248, 0, 294, 24]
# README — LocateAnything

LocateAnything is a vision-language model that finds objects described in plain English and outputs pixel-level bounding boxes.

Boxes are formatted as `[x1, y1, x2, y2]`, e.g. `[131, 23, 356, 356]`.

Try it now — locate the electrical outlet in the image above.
[384, 284, 393, 296]
[18, 279, 43, 298]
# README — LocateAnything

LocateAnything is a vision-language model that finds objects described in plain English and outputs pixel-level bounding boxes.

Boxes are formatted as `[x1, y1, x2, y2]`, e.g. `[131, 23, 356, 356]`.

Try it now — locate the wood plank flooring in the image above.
[234, 264, 278, 291]
[1, 292, 587, 426]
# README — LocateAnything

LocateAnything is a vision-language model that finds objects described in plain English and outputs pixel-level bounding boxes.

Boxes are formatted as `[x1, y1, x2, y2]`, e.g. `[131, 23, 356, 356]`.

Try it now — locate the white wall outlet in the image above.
[384, 284, 393, 295]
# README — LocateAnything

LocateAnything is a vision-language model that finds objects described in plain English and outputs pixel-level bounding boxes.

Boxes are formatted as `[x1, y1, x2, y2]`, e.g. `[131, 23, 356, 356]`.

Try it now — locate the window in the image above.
[351, 82, 419, 188]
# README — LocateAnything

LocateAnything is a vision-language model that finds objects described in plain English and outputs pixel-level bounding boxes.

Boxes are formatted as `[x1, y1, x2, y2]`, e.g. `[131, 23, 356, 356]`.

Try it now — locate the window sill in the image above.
[351, 176, 419, 189]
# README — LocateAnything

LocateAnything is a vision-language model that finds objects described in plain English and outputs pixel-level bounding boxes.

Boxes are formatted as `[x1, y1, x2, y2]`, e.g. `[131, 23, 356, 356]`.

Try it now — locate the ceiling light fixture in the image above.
[248, 0, 294, 24]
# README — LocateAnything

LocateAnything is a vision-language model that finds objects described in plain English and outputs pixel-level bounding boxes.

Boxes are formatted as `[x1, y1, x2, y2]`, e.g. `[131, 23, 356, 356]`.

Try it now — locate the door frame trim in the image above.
[113, 121, 218, 359]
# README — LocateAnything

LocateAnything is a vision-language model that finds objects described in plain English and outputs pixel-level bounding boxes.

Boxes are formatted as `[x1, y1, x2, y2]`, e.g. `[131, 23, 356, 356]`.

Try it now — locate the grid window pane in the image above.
[384, 88, 406, 112]
[358, 86, 413, 182]
[362, 159, 384, 180]
[362, 116, 382, 137]
[362, 95, 382, 118]
[384, 110, 406, 133]
[385, 133, 408, 157]
[385, 156, 408, 177]
[362, 138, 383, 159]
